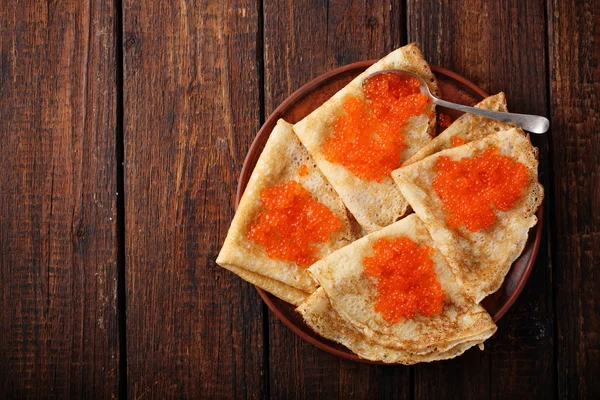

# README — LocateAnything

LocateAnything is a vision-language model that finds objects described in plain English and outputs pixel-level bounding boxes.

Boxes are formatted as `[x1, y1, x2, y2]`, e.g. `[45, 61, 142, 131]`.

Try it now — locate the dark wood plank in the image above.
[0, 0, 119, 398]
[548, 0, 600, 398]
[122, 1, 266, 398]
[263, 0, 403, 111]
[408, 1, 554, 399]
[263, 1, 411, 399]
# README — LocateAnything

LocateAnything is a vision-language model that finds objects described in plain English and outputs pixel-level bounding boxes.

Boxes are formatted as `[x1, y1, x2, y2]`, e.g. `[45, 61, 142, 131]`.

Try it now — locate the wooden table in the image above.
[1, 1, 598, 398]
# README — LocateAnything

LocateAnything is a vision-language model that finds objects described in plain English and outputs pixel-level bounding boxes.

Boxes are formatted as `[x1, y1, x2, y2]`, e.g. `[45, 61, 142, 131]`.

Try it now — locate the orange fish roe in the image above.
[363, 237, 445, 323]
[247, 180, 342, 267]
[438, 113, 453, 129]
[450, 136, 465, 147]
[432, 147, 529, 231]
[297, 164, 309, 177]
[322, 73, 429, 182]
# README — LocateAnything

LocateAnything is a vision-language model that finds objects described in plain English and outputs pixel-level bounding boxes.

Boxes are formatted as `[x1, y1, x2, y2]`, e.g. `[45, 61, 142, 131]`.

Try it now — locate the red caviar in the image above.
[450, 136, 465, 147]
[247, 180, 342, 266]
[322, 73, 429, 182]
[363, 237, 445, 322]
[438, 113, 453, 129]
[432, 147, 529, 231]
[297, 164, 309, 177]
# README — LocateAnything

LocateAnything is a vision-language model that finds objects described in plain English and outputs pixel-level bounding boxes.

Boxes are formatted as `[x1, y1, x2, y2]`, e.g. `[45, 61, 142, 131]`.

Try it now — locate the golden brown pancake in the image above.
[223, 264, 310, 306]
[217, 120, 357, 297]
[297, 288, 495, 364]
[403, 92, 514, 166]
[307, 214, 497, 354]
[293, 43, 439, 233]
[392, 128, 543, 301]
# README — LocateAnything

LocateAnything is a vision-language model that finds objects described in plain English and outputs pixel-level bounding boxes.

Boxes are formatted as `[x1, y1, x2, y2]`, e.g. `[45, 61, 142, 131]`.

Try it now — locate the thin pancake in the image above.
[297, 288, 495, 364]
[293, 43, 439, 233]
[308, 214, 497, 353]
[222, 264, 310, 306]
[217, 119, 357, 295]
[403, 92, 514, 166]
[392, 129, 543, 301]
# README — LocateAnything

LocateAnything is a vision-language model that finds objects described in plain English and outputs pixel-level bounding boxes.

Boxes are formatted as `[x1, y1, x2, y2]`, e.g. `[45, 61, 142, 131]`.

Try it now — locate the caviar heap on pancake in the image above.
[322, 73, 429, 182]
[297, 164, 309, 177]
[432, 146, 529, 231]
[247, 180, 342, 267]
[305, 214, 498, 362]
[450, 136, 465, 147]
[363, 237, 445, 323]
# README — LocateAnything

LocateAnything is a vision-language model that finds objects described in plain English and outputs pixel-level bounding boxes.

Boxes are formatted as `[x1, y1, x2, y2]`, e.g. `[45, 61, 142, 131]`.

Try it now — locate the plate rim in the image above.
[235, 61, 544, 364]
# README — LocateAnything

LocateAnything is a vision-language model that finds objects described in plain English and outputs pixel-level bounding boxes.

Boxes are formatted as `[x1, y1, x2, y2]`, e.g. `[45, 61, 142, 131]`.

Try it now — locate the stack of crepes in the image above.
[217, 43, 543, 363]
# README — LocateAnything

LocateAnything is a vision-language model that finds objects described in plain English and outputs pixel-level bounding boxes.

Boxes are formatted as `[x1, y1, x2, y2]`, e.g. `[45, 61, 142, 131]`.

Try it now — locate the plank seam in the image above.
[114, 0, 127, 397]
[543, 1, 560, 398]
[402, 0, 408, 46]
[257, 0, 270, 398]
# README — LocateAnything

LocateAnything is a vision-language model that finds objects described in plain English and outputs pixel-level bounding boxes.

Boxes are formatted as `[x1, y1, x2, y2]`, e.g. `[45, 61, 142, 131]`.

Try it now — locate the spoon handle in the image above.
[433, 98, 550, 134]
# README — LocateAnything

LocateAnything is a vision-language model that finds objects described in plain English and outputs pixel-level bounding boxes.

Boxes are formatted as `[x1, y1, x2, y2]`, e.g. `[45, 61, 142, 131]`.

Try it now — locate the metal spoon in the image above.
[363, 70, 550, 134]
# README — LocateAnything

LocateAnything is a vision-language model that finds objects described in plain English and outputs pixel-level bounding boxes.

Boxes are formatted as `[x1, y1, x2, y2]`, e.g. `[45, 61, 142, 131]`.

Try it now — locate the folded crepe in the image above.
[403, 92, 514, 166]
[298, 288, 494, 364]
[306, 214, 497, 357]
[293, 43, 439, 233]
[216, 119, 357, 304]
[225, 264, 311, 306]
[392, 128, 543, 302]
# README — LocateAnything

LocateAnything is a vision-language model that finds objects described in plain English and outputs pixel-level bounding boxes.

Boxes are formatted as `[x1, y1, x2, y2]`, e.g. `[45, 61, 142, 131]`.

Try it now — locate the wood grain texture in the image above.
[548, 0, 600, 398]
[0, 0, 119, 398]
[408, 1, 554, 399]
[263, 1, 410, 399]
[122, 1, 266, 398]
[2, 0, 598, 398]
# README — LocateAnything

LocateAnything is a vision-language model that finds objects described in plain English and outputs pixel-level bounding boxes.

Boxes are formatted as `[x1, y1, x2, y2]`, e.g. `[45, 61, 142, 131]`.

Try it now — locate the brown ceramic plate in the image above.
[235, 62, 543, 364]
